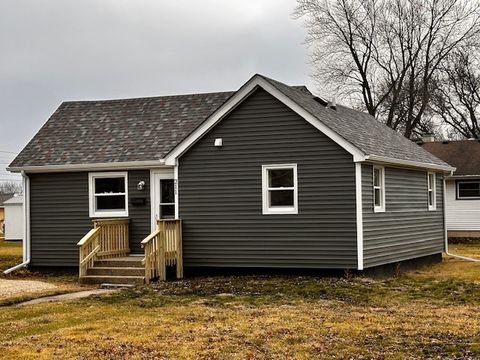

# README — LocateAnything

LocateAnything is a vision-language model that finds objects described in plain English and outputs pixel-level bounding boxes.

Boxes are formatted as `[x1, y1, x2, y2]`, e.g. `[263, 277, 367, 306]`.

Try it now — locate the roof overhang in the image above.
[164, 74, 367, 165]
[7, 160, 168, 174]
[365, 155, 456, 173]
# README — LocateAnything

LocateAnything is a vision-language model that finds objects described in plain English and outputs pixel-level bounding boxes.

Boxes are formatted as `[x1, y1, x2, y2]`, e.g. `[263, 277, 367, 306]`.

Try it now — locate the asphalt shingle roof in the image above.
[421, 140, 480, 176]
[10, 74, 450, 169]
[10, 91, 234, 167]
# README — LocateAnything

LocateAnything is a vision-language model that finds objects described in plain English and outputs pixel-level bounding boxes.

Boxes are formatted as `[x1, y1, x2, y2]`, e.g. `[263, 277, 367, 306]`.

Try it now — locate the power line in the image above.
[0, 179, 22, 182]
[0, 173, 20, 177]
[0, 150, 18, 155]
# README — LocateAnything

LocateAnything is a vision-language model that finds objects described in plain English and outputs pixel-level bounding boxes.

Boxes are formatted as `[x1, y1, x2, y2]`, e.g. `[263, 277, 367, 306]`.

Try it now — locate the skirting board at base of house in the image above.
[360, 253, 443, 279]
[448, 230, 480, 240]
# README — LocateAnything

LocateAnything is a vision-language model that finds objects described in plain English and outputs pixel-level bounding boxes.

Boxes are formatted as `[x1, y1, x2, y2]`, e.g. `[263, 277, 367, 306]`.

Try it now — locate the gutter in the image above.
[442, 176, 480, 263]
[364, 155, 455, 173]
[3, 171, 30, 274]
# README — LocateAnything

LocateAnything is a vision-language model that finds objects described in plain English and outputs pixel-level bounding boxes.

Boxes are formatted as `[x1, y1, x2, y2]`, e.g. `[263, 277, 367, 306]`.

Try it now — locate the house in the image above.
[0, 193, 15, 239]
[3, 195, 23, 241]
[6, 74, 454, 283]
[421, 138, 480, 239]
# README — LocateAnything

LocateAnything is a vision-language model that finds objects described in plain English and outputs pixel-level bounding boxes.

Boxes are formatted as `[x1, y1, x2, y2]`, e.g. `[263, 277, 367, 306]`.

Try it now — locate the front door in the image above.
[151, 170, 176, 231]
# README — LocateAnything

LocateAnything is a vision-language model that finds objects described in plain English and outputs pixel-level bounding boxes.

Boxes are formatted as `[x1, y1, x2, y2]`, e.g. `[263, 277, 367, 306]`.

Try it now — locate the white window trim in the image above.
[262, 164, 298, 215]
[373, 165, 385, 213]
[88, 171, 129, 218]
[428, 172, 437, 211]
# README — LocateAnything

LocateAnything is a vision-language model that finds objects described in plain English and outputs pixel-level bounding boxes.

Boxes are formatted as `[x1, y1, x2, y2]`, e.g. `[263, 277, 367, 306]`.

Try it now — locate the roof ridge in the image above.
[62, 90, 236, 105]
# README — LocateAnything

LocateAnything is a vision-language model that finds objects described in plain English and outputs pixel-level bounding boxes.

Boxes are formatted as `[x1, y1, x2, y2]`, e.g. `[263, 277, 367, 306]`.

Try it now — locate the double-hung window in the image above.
[89, 172, 128, 217]
[373, 166, 385, 212]
[457, 180, 480, 199]
[262, 164, 298, 215]
[427, 172, 436, 210]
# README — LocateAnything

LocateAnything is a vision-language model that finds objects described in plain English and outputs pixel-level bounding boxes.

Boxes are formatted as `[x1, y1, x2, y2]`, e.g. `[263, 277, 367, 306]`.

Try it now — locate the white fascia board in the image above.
[365, 155, 456, 173]
[8, 160, 167, 173]
[164, 75, 366, 165]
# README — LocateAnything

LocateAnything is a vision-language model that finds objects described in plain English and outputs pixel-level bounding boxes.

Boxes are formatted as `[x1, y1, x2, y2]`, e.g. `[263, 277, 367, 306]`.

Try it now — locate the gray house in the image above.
[7, 74, 454, 284]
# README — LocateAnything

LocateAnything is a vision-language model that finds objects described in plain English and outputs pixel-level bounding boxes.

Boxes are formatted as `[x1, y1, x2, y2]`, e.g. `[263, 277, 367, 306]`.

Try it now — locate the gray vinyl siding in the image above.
[29, 170, 150, 267]
[362, 164, 444, 268]
[178, 88, 357, 269]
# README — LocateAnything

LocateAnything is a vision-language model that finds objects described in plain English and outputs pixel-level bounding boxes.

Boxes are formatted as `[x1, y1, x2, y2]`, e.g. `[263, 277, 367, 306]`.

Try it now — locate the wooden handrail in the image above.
[77, 227, 101, 246]
[77, 218, 130, 278]
[141, 229, 161, 245]
[142, 219, 183, 283]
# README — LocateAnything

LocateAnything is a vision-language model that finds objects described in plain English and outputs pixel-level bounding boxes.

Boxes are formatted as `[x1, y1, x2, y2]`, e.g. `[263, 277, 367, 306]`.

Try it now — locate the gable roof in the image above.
[3, 195, 23, 205]
[9, 74, 454, 172]
[421, 140, 480, 176]
[0, 193, 14, 207]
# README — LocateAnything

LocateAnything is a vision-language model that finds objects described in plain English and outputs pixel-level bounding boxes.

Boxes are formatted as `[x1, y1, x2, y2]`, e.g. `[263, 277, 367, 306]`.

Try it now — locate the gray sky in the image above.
[0, 0, 310, 182]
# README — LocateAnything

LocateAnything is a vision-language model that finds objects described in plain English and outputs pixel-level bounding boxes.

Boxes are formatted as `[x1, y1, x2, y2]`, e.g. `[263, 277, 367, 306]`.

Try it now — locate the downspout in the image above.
[3, 171, 30, 274]
[442, 175, 480, 262]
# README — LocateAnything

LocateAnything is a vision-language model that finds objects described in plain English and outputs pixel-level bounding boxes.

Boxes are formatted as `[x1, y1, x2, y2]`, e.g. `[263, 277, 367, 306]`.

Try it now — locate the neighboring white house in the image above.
[3, 195, 23, 241]
[422, 139, 480, 239]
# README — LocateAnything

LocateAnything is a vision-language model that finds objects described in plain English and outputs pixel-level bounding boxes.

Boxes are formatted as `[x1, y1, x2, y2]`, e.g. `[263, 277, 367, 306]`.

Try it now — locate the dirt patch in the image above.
[0, 278, 57, 299]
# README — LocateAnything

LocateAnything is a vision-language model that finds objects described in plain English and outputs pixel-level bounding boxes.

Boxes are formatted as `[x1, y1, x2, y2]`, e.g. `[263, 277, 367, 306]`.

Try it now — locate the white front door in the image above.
[151, 169, 176, 231]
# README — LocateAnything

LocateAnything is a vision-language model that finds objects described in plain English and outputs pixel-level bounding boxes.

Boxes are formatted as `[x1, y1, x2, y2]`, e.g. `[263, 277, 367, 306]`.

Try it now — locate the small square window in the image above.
[89, 172, 128, 217]
[262, 164, 298, 214]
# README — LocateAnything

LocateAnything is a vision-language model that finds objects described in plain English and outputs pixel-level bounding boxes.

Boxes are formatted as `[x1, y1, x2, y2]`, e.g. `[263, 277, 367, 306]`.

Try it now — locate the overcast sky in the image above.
[0, 0, 310, 182]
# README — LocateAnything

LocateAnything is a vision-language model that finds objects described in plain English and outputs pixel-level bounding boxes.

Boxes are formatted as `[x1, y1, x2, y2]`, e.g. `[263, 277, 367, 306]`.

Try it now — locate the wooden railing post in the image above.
[176, 220, 183, 279]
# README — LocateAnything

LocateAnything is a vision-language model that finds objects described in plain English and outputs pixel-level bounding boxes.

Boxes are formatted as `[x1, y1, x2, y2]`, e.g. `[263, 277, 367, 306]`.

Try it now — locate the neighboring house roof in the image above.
[9, 74, 453, 172]
[0, 193, 14, 207]
[421, 140, 480, 176]
[3, 195, 23, 205]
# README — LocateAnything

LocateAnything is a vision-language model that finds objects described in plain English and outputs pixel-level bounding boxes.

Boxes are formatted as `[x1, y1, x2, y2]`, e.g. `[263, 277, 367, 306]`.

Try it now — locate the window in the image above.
[89, 172, 128, 217]
[262, 164, 298, 214]
[427, 172, 436, 210]
[373, 166, 385, 212]
[159, 179, 175, 219]
[457, 180, 480, 199]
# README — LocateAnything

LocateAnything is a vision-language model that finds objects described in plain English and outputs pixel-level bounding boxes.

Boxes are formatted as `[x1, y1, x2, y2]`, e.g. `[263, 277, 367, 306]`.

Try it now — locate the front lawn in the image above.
[0, 245, 479, 359]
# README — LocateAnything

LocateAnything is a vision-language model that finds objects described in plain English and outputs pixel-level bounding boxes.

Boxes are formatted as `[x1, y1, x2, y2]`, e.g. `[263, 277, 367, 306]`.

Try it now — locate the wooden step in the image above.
[87, 267, 145, 277]
[79, 275, 145, 285]
[94, 257, 144, 268]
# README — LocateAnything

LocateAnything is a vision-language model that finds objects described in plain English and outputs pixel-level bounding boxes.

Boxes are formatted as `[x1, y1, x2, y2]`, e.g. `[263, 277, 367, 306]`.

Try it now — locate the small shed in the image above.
[3, 195, 23, 241]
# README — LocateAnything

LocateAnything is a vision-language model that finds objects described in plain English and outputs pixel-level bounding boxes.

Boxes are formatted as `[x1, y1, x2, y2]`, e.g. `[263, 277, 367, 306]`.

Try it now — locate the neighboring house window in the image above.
[89, 172, 128, 217]
[427, 172, 436, 210]
[457, 180, 480, 199]
[262, 164, 298, 215]
[373, 166, 385, 212]
[159, 179, 175, 219]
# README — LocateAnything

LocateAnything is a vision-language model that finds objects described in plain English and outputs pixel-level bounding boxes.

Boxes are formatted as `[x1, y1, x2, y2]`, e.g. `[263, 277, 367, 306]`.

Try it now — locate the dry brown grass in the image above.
[0, 241, 90, 306]
[0, 243, 479, 359]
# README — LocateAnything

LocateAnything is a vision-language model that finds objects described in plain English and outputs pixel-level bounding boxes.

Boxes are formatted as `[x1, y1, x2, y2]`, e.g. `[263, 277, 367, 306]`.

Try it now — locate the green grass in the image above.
[0, 240, 22, 274]
[0, 243, 480, 358]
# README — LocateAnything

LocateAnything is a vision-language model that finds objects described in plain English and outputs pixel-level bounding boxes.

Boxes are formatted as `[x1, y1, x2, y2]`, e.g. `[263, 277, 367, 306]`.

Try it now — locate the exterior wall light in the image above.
[214, 138, 223, 147]
[137, 181, 145, 191]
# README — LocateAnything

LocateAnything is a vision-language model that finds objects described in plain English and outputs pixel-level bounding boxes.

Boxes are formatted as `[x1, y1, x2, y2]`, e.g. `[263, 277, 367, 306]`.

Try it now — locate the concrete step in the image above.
[87, 267, 145, 277]
[94, 257, 144, 268]
[79, 275, 145, 285]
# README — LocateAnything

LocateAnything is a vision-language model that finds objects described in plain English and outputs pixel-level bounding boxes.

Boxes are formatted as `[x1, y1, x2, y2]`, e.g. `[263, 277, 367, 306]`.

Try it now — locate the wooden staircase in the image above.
[79, 256, 145, 285]
[77, 219, 183, 286]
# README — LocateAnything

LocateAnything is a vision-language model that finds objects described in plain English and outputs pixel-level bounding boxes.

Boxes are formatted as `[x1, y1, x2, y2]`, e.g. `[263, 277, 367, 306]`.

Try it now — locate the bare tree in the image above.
[431, 50, 480, 138]
[0, 181, 22, 195]
[294, 0, 480, 138]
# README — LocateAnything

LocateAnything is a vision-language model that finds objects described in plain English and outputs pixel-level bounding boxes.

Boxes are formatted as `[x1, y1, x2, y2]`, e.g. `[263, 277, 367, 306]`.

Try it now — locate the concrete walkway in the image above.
[15, 289, 117, 307]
